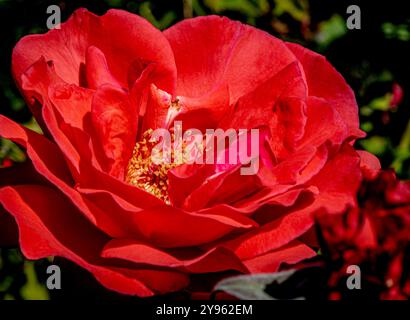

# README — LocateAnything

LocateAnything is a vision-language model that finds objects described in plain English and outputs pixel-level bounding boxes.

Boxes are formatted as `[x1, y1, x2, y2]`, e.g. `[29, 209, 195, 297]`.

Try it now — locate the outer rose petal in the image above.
[286, 42, 364, 138]
[215, 205, 315, 260]
[0, 161, 46, 247]
[12, 8, 176, 93]
[0, 115, 134, 238]
[164, 15, 298, 103]
[357, 150, 381, 179]
[243, 240, 316, 273]
[231, 186, 319, 217]
[0, 115, 72, 184]
[307, 144, 362, 211]
[212, 144, 362, 260]
[298, 97, 349, 149]
[102, 239, 247, 274]
[20, 58, 101, 175]
[0, 185, 188, 296]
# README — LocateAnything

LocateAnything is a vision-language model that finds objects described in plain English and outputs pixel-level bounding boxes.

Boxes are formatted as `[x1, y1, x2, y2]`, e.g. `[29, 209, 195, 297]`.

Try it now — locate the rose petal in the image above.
[0, 116, 133, 237]
[91, 84, 138, 178]
[243, 240, 316, 273]
[13, 8, 176, 93]
[357, 150, 381, 180]
[85, 46, 123, 90]
[102, 238, 247, 273]
[164, 15, 297, 103]
[0, 185, 189, 296]
[286, 42, 364, 138]
[77, 185, 257, 248]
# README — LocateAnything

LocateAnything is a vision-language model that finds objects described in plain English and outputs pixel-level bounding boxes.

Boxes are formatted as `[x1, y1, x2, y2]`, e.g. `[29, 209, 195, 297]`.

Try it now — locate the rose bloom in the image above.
[317, 170, 410, 300]
[0, 9, 377, 296]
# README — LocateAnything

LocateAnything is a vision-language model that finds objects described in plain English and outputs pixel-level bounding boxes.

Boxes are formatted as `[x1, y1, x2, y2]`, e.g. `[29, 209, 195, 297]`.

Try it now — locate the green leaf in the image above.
[382, 22, 410, 41]
[361, 121, 374, 133]
[0, 138, 26, 163]
[24, 117, 43, 134]
[360, 136, 389, 156]
[392, 119, 410, 174]
[20, 261, 49, 300]
[139, 2, 177, 30]
[205, 0, 269, 17]
[365, 93, 392, 111]
[214, 270, 299, 300]
[273, 0, 309, 22]
[315, 14, 347, 49]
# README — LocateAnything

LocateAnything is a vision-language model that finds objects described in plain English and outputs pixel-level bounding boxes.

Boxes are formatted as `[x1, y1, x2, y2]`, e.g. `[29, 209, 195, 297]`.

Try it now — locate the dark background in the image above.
[0, 0, 409, 299]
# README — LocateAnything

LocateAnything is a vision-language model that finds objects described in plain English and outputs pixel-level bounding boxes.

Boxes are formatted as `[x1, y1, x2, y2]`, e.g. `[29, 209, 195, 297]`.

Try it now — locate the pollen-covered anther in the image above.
[125, 129, 179, 205]
[169, 98, 181, 110]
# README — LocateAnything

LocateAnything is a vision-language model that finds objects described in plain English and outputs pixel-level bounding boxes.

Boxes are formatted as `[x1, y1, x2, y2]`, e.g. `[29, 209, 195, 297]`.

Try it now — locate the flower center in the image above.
[125, 129, 177, 205]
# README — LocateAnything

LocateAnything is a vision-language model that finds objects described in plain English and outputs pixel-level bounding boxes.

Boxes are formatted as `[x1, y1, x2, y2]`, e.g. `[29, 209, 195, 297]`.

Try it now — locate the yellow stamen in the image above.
[125, 129, 177, 205]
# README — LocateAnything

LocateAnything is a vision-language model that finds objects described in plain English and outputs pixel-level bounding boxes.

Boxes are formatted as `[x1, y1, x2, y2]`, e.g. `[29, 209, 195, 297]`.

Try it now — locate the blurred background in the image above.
[0, 0, 409, 299]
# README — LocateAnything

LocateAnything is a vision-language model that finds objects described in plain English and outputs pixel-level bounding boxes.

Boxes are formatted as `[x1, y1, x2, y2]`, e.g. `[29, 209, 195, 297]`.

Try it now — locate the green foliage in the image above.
[139, 2, 177, 29]
[20, 261, 49, 300]
[0, 138, 26, 164]
[360, 136, 390, 156]
[0, 249, 48, 300]
[205, 0, 269, 17]
[273, 0, 308, 22]
[314, 14, 347, 49]
[214, 270, 298, 300]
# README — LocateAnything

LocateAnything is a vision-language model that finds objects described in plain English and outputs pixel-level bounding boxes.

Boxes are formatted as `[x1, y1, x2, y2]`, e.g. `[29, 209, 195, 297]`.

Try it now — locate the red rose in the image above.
[0, 9, 376, 296]
[317, 170, 410, 300]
